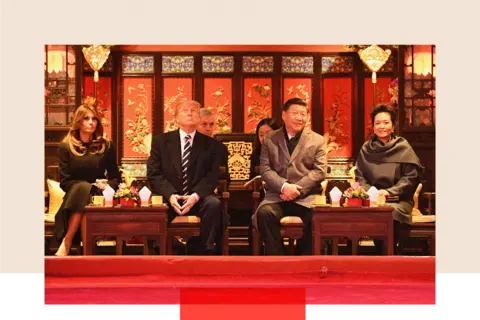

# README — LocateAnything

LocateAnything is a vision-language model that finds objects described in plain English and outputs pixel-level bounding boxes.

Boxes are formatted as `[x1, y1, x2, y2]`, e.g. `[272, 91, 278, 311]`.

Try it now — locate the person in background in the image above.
[246, 118, 280, 252]
[197, 107, 230, 254]
[197, 108, 230, 184]
[249, 118, 280, 180]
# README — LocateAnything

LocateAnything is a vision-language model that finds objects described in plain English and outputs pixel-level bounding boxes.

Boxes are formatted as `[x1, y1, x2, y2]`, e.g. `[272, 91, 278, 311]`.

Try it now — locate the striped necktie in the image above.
[181, 135, 192, 195]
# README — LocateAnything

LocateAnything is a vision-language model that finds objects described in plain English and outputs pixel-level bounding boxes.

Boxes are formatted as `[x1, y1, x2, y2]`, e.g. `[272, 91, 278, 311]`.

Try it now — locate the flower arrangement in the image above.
[343, 182, 369, 200]
[115, 169, 139, 202]
[114, 182, 139, 202]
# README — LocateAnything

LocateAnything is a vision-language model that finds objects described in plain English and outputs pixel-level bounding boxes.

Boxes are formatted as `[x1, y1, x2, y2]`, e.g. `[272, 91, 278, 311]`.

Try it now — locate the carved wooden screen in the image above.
[215, 133, 256, 190]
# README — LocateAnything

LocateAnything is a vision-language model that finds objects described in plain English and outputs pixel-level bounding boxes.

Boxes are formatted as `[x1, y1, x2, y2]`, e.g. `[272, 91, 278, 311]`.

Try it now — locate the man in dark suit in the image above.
[147, 100, 222, 255]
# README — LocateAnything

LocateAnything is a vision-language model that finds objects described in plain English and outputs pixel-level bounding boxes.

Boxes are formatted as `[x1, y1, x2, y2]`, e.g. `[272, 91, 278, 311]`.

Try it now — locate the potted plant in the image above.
[114, 182, 139, 206]
[343, 182, 369, 207]
[114, 169, 140, 206]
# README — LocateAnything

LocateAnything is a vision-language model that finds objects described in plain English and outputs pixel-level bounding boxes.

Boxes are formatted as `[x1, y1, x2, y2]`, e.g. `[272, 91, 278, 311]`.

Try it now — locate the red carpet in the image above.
[45, 256, 435, 305]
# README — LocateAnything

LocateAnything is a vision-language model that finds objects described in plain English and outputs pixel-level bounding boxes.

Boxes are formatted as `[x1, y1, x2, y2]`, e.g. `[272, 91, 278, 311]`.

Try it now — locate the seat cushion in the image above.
[44, 213, 55, 223]
[412, 215, 436, 223]
[171, 216, 201, 225]
[280, 216, 304, 227]
[46, 179, 65, 215]
[411, 208, 423, 216]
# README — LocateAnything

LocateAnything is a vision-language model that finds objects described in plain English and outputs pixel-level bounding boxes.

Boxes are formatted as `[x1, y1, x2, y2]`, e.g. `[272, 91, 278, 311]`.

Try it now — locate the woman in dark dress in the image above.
[249, 118, 280, 180]
[355, 104, 422, 250]
[54, 98, 121, 256]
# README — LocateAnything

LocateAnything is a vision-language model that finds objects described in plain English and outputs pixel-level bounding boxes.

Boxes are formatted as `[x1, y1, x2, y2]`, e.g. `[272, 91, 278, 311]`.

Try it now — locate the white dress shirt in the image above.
[179, 129, 199, 202]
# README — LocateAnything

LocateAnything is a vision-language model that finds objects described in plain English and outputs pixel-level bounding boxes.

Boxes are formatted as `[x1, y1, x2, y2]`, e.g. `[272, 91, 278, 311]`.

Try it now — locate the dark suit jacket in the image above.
[147, 130, 220, 201]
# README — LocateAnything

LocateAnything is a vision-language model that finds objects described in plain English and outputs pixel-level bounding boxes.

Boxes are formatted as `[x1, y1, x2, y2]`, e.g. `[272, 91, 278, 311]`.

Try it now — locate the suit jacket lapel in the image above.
[274, 130, 290, 162]
[167, 130, 182, 175]
[189, 132, 204, 169]
[289, 128, 310, 164]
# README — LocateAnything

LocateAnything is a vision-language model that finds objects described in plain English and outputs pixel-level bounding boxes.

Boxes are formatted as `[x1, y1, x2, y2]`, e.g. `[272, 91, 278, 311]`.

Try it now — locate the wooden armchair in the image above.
[166, 167, 230, 255]
[399, 183, 436, 255]
[349, 165, 435, 255]
[251, 177, 305, 255]
[44, 191, 56, 255]
[250, 166, 323, 255]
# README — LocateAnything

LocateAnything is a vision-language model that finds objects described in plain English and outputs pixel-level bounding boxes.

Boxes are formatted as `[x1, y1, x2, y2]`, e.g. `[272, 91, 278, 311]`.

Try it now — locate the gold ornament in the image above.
[358, 45, 391, 83]
[82, 45, 111, 82]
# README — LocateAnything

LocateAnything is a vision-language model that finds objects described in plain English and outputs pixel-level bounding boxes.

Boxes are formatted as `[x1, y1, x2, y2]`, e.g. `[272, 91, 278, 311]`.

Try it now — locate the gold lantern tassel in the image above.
[358, 45, 391, 105]
[82, 45, 111, 83]
[358, 45, 391, 84]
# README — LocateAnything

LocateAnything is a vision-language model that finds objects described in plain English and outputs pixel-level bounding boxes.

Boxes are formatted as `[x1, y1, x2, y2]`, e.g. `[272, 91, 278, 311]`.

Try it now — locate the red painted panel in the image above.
[244, 78, 272, 133]
[283, 78, 312, 129]
[123, 77, 153, 158]
[204, 78, 232, 134]
[323, 78, 352, 158]
[83, 76, 112, 140]
[163, 77, 193, 132]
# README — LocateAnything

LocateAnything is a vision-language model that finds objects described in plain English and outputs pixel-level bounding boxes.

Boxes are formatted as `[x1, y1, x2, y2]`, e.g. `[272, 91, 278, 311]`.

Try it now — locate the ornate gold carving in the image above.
[224, 141, 253, 180]
[82, 45, 111, 82]
[246, 82, 272, 133]
[124, 83, 151, 155]
[163, 85, 187, 132]
[208, 86, 231, 134]
[358, 45, 391, 83]
[285, 82, 311, 128]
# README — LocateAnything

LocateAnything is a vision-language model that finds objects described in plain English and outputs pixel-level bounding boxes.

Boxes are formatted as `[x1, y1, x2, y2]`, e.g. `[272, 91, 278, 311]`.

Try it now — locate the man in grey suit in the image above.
[252, 97, 327, 255]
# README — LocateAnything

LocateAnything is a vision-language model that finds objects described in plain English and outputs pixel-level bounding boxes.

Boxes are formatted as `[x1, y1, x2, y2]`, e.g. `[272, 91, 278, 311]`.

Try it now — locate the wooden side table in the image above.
[313, 206, 394, 255]
[81, 205, 168, 255]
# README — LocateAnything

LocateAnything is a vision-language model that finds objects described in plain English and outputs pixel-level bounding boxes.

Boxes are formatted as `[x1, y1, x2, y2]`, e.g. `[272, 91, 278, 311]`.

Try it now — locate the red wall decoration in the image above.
[122, 77, 153, 158]
[163, 77, 193, 132]
[283, 78, 312, 129]
[364, 77, 392, 140]
[203, 78, 233, 134]
[244, 78, 272, 133]
[323, 78, 352, 158]
[83, 76, 112, 140]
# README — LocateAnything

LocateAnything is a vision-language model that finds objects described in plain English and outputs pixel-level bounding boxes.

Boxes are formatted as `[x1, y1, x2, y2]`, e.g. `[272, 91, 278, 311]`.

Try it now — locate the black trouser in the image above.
[168, 195, 222, 254]
[256, 202, 312, 255]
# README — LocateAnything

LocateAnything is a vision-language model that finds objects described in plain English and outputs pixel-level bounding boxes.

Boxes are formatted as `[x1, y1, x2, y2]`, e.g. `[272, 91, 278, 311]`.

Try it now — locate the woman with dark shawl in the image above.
[355, 104, 422, 251]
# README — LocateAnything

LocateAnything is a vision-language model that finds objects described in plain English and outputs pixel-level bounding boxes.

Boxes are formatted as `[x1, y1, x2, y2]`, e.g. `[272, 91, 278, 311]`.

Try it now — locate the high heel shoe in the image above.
[54, 240, 71, 256]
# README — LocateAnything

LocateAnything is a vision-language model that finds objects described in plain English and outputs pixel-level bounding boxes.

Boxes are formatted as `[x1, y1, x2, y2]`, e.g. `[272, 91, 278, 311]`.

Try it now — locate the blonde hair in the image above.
[174, 100, 201, 117]
[63, 97, 108, 156]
